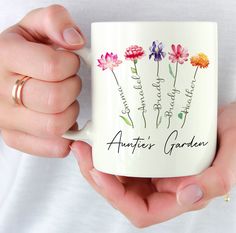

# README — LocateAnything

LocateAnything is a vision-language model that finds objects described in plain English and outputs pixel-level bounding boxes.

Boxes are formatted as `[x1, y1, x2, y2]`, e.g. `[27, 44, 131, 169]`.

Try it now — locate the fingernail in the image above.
[63, 27, 84, 45]
[89, 168, 103, 188]
[177, 184, 203, 206]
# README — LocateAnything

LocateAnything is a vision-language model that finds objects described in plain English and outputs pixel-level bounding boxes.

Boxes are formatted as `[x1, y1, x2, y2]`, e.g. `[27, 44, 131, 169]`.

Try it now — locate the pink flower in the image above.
[97, 52, 122, 71]
[168, 44, 189, 64]
[124, 45, 145, 61]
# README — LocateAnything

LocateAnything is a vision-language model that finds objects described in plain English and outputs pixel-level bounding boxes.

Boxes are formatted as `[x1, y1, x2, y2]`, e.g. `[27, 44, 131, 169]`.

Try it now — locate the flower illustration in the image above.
[168, 44, 189, 89]
[179, 53, 210, 128]
[149, 40, 166, 128]
[166, 44, 188, 129]
[169, 44, 189, 64]
[190, 53, 209, 68]
[149, 41, 166, 62]
[125, 45, 147, 128]
[97, 52, 122, 71]
[97, 52, 134, 128]
[124, 45, 145, 61]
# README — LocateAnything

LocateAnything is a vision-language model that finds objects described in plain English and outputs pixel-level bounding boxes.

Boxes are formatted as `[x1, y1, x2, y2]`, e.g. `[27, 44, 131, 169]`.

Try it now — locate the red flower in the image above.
[124, 45, 145, 61]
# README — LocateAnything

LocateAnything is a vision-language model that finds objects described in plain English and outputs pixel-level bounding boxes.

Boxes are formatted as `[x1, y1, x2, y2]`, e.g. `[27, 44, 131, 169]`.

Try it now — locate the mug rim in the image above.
[92, 21, 217, 25]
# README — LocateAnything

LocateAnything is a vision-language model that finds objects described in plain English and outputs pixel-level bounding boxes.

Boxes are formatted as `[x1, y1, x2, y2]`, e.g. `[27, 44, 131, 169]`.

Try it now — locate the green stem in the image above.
[193, 67, 199, 81]
[127, 112, 134, 128]
[173, 62, 179, 88]
[111, 70, 119, 86]
[155, 60, 162, 128]
[181, 113, 187, 128]
[181, 67, 199, 128]
[156, 109, 160, 128]
[112, 70, 134, 128]
[134, 61, 138, 75]
[142, 111, 147, 128]
[167, 116, 171, 129]
[157, 60, 160, 78]
[133, 60, 146, 128]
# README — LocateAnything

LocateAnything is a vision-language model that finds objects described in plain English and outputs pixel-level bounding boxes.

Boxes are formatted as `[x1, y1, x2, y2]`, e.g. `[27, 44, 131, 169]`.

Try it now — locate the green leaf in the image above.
[119, 115, 132, 126]
[131, 67, 137, 73]
[169, 64, 175, 79]
[134, 59, 138, 64]
[178, 112, 183, 119]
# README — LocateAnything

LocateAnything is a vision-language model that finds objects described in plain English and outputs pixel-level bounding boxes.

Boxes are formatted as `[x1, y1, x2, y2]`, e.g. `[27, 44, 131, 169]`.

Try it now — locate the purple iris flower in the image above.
[149, 41, 166, 61]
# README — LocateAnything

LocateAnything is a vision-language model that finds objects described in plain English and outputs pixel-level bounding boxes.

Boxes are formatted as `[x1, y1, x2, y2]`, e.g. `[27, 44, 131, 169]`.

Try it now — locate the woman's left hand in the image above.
[71, 102, 236, 228]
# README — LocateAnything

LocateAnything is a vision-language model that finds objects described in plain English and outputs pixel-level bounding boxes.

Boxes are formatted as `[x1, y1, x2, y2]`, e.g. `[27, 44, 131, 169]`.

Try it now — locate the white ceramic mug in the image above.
[63, 22, 218, 178]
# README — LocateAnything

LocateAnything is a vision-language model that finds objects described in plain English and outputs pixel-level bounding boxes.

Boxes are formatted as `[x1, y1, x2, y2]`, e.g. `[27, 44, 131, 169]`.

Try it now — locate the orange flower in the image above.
[190, 53, 209, 68]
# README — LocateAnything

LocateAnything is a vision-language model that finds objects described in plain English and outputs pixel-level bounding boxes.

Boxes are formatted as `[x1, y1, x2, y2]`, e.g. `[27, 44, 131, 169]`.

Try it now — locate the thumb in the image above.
[18, 4, 85, 49]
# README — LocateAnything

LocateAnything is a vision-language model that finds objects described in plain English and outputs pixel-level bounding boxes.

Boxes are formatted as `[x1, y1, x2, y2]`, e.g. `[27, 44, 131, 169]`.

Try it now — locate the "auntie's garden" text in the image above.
[106, 130, 208, 155]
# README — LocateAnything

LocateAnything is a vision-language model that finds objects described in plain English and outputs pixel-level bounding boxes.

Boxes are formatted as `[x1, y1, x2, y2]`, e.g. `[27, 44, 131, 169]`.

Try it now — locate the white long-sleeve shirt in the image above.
[0, 0, 236, 232]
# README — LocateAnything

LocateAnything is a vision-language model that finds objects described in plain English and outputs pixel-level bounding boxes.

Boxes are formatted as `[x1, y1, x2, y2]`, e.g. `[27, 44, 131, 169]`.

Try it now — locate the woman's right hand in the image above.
[0, 5, 85, 157]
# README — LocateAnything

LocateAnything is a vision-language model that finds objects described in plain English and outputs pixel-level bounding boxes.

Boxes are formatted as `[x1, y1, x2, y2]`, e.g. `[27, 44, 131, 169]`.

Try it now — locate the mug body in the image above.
[91, 22, 218, 177]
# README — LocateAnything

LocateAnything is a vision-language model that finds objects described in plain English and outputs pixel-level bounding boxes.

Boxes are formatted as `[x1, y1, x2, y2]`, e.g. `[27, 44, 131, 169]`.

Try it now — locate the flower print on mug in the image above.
[168, 44, 189, 87]
[125, 45, 147, 128]
[97, 52, 134, 128]
[97, 52, 122, 71]
[125, 45, 145, 61]
[179, 53, 210, 128]
[63, 22, 217, 178]
[149, 41, 166, 63]
[149, 41, 166, 128]
[190, 53, 209, 68]
[165, 44, 189, 129]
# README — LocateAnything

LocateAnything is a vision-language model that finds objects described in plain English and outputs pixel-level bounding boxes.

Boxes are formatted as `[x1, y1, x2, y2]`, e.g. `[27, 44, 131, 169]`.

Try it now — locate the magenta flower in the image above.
[97, 52, 122, 71]
[168, 44, 189, 64]
[97, 52, 134, 128]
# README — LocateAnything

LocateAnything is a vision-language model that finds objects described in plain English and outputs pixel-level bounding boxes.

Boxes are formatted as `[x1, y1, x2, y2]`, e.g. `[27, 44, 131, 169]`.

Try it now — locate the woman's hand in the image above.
[0, 5, 84, 156]
[71, 102, 236, 228]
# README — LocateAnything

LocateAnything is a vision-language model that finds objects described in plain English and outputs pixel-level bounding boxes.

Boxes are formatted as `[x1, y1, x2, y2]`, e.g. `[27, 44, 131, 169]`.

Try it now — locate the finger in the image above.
[89, 171, 208, 227]
[70, 141, 152, 195]
[18, 5, 85, 49]
[1, 128, 71, 157]
[1, 74, 81, 113]
[152, 176, 189, 193]
[0, 99, 79, 138]
[218, 102, 236, 135]
[0, 33, 80, 81]
[70, 141, 144, 219]
[116, 175, 150, 184]
[69, 122, 78, 130]
[176, 128, 236, 207]
[71, 142, 208, 227]
[117, 173, 187, 192]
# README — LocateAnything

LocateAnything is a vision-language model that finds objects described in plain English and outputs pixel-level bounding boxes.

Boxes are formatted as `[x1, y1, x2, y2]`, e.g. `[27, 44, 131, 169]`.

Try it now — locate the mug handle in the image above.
[62, 48, 93, 145]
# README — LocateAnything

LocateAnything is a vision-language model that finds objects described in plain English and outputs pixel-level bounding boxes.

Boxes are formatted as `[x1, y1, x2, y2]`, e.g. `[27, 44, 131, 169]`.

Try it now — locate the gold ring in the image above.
[12, 76, 31, 106]
[224, 192, 230, 202]
[11, 79, 21, 104]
